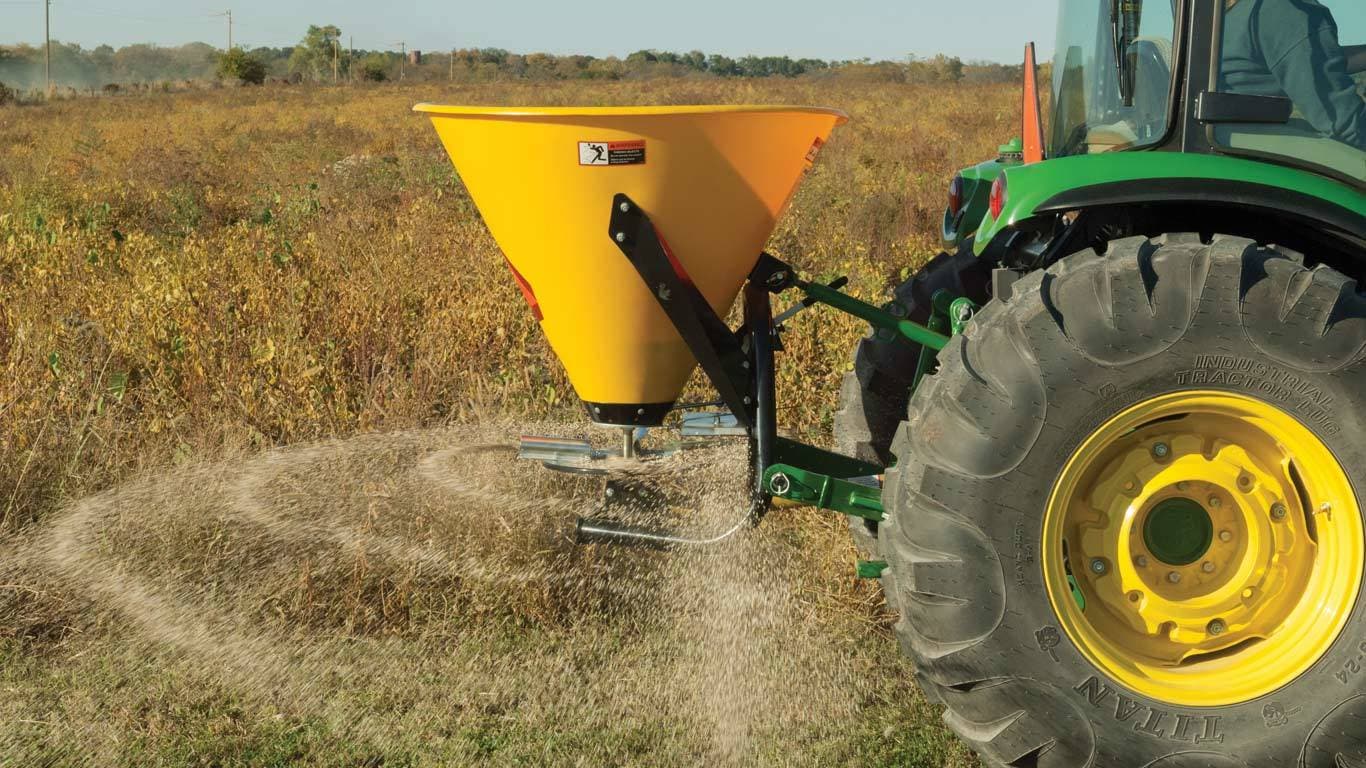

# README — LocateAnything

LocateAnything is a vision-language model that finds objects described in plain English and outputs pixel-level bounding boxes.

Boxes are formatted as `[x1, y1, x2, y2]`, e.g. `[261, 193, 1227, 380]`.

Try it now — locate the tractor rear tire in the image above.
[884, 234, 1366, 767]
[833, 244, 989, 557]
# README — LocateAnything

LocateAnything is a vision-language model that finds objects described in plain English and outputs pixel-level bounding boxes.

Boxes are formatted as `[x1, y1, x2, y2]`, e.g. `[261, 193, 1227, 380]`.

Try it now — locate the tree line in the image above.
[0, 24, 1025, 93]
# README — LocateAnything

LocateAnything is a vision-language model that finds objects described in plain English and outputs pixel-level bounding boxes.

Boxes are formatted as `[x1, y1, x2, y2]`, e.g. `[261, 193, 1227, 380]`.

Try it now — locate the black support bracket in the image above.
[609, 193, 756, 430]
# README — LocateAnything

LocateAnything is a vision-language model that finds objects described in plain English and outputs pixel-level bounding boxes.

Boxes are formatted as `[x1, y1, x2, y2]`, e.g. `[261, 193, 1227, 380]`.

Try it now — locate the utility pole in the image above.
[349, 36, 354, 82]
[44, 0, 51, 97]
[332, 39, 338, 83]
[449, 48, 454, 81]
[226, 9, 233, 51]
[396, 41, 405, 81]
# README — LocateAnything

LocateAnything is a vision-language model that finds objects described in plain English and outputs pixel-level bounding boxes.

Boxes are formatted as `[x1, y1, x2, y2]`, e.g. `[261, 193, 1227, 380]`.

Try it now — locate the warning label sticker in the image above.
[579, 140, 647, 166]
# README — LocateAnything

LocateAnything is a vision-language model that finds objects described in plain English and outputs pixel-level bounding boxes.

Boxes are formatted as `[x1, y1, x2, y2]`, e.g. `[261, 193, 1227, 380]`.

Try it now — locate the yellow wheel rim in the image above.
[1043, 391, 1362, 707]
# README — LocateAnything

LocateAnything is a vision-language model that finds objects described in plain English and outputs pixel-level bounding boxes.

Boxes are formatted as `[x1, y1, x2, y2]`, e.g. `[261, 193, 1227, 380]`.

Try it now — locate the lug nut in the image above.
[1208, 619, 1227, 636]
[1152, 443, 1171, 459]
[1090, 558, 1109, 575]
[1135, 555, 1149, 568]
[1238, 475, 1253, 491]
[615, 231, 627, 243]
[1271, 503, 1288, 521]
[1202, 561, 1216, 573]
[1168, 571, 1182, 584]
[619, 201, 631, 213]
[1219, 530, 1233, 543]
[1209, 495, 1222, 509]
[1176, 481, 1189, 491]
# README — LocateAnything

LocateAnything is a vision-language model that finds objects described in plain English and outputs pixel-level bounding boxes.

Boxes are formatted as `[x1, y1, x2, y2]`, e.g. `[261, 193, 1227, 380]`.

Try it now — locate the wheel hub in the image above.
[1143, 497, 1213, 567]
[1044, 391, 1362, 706]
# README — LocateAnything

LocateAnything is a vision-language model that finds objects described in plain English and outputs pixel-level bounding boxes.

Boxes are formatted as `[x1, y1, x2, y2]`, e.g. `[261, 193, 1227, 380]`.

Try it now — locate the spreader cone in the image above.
[416, 104, 848, 425]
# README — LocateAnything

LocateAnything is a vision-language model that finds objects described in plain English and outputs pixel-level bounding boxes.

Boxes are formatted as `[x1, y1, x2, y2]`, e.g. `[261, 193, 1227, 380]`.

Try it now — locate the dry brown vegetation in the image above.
[0, 79, 1014, 766]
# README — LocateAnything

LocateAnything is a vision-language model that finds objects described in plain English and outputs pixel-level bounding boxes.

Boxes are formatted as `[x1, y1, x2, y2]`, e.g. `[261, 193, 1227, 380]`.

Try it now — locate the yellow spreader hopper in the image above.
[415, 104, 848, 426]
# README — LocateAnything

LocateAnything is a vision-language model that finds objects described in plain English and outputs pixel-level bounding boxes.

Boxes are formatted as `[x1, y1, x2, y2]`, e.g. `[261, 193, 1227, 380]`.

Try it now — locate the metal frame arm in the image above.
[797, 279, 951, 352]
[609, 194, 756, 429]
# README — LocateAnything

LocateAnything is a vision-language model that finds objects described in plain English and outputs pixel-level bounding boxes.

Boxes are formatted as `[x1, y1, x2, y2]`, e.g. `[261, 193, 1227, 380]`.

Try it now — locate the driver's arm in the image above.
[1256, 4, 1366, 149]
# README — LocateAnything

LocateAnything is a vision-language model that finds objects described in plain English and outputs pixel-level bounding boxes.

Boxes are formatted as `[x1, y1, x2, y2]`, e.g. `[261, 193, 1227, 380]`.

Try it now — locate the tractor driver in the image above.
[1221, 0, 1366, 150]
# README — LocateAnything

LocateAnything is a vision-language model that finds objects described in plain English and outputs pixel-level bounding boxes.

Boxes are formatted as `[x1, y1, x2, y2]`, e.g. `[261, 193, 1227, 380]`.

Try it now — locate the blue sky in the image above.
[0, 0, 1057, 63]
[6, 1, 1363, 64]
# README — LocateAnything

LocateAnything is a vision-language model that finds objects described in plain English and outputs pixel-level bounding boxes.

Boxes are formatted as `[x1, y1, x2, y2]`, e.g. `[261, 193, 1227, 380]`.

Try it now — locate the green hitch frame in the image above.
[763, 464, 885, 521]
[911, 290, 979, 390]
[757, 275, 979, 523]
[915, 289, 957, 390]
[948, 296, 979, 336]
[797, 279, 951, 352]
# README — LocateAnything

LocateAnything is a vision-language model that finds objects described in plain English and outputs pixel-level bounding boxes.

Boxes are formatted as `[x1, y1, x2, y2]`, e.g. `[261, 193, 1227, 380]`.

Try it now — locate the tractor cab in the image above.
[950, 0, 1366, 274]
[1049, 0, 1365, 182]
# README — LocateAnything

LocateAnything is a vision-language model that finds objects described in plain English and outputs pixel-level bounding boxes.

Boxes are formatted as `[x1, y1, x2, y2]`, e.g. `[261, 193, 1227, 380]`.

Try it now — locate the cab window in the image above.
[1050, 0, 1179, 157]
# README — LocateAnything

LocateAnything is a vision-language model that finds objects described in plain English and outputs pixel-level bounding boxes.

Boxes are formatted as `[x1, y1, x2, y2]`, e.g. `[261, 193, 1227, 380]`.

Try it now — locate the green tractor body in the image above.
[829, 2, 1366, 766]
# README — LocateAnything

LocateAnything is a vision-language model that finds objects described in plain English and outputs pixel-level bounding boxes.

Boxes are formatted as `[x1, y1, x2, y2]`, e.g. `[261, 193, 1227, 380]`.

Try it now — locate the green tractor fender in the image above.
[970, 151, 1366, 257]
[942, 140, 1022, 251]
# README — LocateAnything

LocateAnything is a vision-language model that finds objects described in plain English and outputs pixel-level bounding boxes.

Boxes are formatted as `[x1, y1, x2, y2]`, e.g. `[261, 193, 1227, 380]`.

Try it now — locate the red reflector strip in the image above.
[505, 258, 543, 321]
[657, 231, 695, 289]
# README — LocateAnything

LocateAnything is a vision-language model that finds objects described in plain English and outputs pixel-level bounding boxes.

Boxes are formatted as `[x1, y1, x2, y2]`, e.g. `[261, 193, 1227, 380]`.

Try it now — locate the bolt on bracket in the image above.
[763, 464, 885, 521]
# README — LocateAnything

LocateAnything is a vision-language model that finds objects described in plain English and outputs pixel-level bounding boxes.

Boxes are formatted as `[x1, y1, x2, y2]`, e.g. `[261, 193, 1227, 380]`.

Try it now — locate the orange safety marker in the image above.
[1022, 42, 1046, 164]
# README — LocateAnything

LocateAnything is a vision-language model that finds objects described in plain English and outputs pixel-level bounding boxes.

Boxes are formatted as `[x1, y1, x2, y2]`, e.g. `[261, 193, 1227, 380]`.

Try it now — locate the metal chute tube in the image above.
[574, 514, 753, 551]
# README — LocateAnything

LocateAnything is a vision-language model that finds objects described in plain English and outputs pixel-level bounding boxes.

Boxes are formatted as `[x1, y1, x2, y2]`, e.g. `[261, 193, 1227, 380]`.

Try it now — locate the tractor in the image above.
[418, 0, 1366, 765]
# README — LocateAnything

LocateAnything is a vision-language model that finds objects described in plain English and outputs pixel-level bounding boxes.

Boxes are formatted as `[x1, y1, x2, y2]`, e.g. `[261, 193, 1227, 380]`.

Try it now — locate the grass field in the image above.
[0, 79, 1015, 766]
